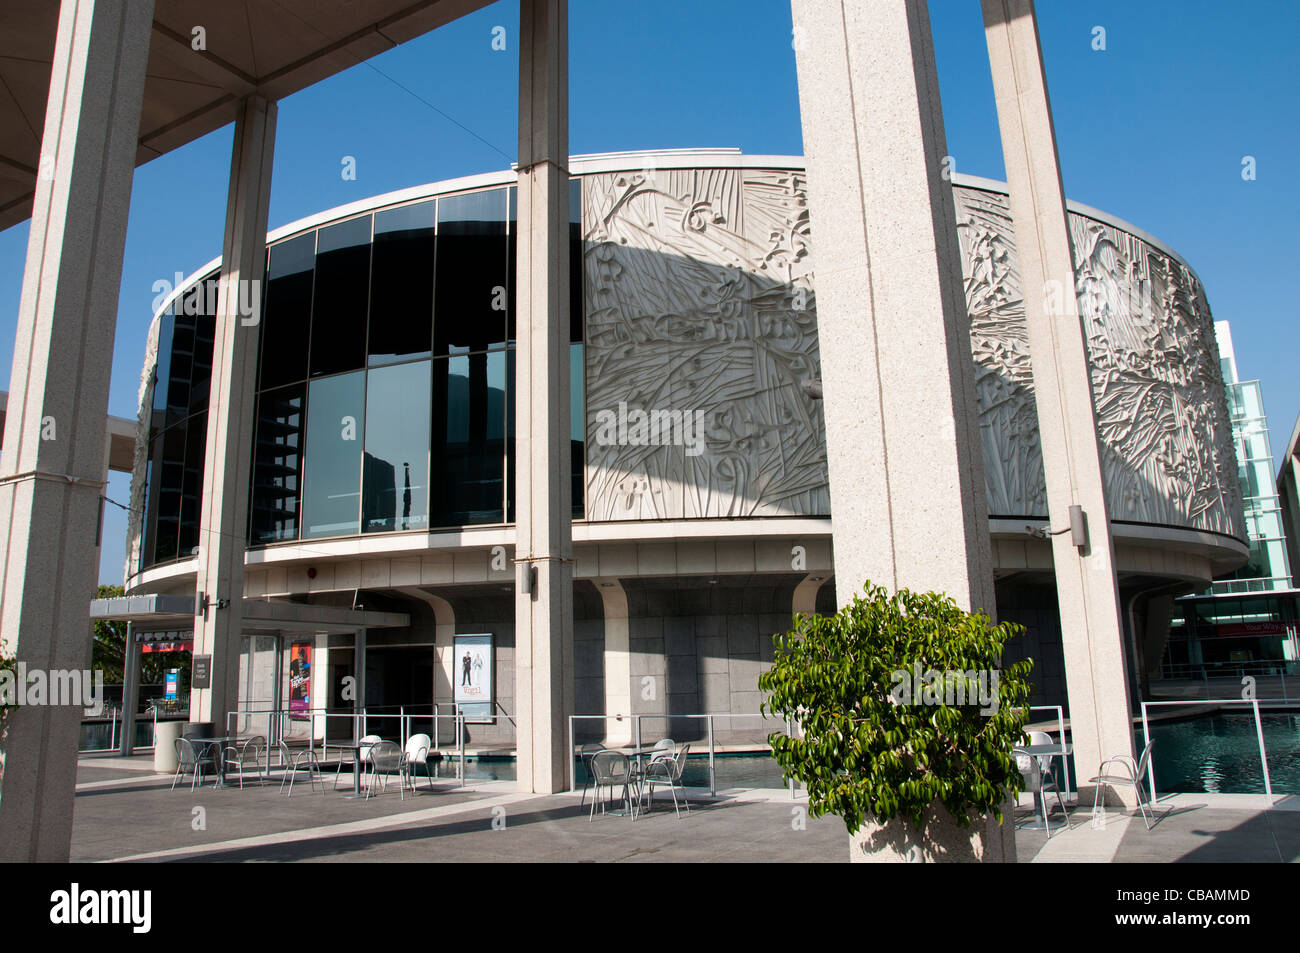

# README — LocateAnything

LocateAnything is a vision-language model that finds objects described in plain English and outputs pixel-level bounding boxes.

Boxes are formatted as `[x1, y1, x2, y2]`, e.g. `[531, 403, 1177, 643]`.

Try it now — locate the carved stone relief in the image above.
[952, 185, 1243, 539]
[583, 168, 827, 520]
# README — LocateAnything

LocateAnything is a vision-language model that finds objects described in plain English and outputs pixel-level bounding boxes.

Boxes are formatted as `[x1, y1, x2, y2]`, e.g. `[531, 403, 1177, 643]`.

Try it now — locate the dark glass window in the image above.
[571, 342, 584, 518]
[177, 411, 207, 558]
[251, 383, 306, 543]
[310, 217, 372, 377]
[363, 361, 431, 533]
[369, 202, 435, 366]
[435, 189, 507, 355]
[151, 423, 188, 563]
[432, 351, 505, 525]
[151, 313, 175, 425]
[261, 233, 315, 389]
[302, 371, 365, 538]
[570, 178, 583, 343]
[166, 311, 195, 425]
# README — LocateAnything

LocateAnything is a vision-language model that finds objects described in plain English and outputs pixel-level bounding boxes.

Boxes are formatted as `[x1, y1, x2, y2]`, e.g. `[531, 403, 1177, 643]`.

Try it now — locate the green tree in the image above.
[91, 584, 127, 684]
[759, 581, 1034, 835]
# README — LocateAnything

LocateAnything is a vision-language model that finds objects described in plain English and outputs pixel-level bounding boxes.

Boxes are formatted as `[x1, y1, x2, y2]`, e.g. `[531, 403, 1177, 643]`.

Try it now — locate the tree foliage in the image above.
[759, 582, 1034, 835]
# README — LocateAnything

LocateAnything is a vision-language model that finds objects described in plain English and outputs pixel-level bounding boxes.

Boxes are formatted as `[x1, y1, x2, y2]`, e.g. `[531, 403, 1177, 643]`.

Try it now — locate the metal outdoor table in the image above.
[1020, 742, 1072, 828]
[185, 736, 233, 785]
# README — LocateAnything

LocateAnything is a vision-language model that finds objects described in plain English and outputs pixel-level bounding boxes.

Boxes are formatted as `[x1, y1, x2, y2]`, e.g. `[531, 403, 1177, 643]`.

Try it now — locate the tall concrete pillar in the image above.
[595, 579, 632, 746]
[190, 96, 277, 733]
[118, 624, 141, 756]
[0, 0, 155, 862]
[790, 0, 996, 615]
[982, 0, 1136, 801]
[514, 0, 574, 794]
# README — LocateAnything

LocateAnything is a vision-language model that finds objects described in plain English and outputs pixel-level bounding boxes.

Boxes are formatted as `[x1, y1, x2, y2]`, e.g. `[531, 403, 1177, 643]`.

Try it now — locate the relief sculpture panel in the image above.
[583, 168, 828, 520]
[952, 185, 1244, 539]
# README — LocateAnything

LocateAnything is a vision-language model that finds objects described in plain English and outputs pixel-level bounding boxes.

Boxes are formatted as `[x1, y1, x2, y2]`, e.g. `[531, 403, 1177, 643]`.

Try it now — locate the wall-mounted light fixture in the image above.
[1025, 504, 1088, 550]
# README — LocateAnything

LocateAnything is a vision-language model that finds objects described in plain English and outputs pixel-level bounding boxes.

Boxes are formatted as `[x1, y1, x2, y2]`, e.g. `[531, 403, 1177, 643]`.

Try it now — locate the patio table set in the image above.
[170, 733, 440, 800]
[1012, 732, 1157, 835]
[579, 739, 692, 820]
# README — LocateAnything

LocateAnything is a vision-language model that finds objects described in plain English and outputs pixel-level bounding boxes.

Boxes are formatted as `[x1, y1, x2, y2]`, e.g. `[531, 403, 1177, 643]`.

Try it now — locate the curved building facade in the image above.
[124, 149, 1246, 745]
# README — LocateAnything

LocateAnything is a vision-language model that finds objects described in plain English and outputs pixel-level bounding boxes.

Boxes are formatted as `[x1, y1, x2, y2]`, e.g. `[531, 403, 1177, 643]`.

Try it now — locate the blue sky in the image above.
[1, 0, 1296, 585]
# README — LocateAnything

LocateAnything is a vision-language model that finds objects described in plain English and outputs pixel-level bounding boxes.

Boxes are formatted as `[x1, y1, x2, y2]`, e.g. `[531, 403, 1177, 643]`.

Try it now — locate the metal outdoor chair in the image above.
[278, 739, 324, 796]
[222, 735, 266, 789]
[172, 737, 211, 792]
[1013, 744, 1066, 834]
[365, 741, 406, 800]
[1089, 740, 1157, 830]
[578, 743, 606, 806]
[589, 750, 637, 821]
[335, 733, 382, 791]
[403, 733, 434, 793]
[639, 742, 691, 817]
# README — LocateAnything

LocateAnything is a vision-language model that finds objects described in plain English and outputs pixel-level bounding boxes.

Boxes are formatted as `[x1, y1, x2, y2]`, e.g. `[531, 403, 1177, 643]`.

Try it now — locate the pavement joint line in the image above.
[102, 790, 536, 863]
[77, 774, 178, 791]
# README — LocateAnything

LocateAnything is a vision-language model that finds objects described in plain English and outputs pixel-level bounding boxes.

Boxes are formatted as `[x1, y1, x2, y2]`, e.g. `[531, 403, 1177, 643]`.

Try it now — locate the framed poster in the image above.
[453, 634, 493, 723]
[289, 641, 312, 721]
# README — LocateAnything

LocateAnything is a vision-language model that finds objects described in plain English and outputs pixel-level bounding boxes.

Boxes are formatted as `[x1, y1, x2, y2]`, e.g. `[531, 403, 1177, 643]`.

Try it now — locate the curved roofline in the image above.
[151, 149, 1205, 321]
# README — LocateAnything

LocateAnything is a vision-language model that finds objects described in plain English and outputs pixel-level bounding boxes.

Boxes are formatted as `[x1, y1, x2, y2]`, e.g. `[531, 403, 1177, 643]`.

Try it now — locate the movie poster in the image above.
[452, 634, 492, 723]
[289, 641, 311, 721]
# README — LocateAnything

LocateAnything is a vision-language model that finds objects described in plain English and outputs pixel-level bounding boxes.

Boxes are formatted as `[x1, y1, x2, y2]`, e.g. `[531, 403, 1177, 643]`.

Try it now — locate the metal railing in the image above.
[225, 706, 468, 786]
[1154, 662, 1294, 700]
[567, 712, 798, 799]
[1138, 698, 1295, 808]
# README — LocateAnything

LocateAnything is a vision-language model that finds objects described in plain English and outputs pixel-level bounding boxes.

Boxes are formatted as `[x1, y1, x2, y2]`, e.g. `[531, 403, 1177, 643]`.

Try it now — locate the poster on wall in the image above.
[289, 641, 311, 721]
[453, 634, 493, 724]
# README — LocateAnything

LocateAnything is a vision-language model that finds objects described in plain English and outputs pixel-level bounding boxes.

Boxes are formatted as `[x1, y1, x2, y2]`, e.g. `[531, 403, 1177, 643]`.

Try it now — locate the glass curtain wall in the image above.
[141, 179, 585, 569]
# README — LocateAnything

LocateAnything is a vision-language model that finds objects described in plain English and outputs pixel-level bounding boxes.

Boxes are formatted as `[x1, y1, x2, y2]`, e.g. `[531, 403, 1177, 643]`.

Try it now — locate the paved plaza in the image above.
[72, 755, 1300, 864]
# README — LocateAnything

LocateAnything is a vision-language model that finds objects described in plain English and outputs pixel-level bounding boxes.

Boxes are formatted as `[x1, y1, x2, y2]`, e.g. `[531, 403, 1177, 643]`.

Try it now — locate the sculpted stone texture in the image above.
[582, 167, 827, 521]
[126, 166, 1243, 573]
[952, 185, 1243, 539]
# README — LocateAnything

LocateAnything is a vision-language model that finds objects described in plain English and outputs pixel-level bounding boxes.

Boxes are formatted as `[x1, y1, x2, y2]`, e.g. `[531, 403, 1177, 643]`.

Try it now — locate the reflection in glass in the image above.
[261, 233, 315, 389]
[251, 383, 306, 543]
[363, 361, 430, 533]
[571, 342, 584, 518]
[178, 411, 207, 557]
[303, 372, 364, 538]
[311, 216, 372, 378]
[432, 351, 505, 525]
[435, 189, 507, 354]
[151, 424, 187, 563]
[370, 202, 435, 366]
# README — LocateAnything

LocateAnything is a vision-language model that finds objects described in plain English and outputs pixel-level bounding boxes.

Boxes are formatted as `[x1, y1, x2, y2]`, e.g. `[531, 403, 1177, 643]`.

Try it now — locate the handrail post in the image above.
[458, 711, 466, 788]
[707, 715, 716, 797]
[1251, 698, 1273, 806]
[568, 716, 576, 794]
[1141, 702, 1155, 807]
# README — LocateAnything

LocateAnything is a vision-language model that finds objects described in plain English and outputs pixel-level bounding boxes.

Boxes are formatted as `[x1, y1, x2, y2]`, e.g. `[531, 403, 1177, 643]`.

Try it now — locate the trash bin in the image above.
[154, 721, 182, 774]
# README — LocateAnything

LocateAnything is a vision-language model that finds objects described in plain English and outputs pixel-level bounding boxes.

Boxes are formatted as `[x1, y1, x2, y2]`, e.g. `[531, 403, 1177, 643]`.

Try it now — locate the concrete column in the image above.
[0, 0, 154, 862]
[594, 578, 632, 746]
[354, 629, 367, 741]
[190, 96, 277, 732]
[982, 0, 1136, 801]
[514, 0, 574, 794]
[790, 0, 996, 615]
[118, 624, 141, 756]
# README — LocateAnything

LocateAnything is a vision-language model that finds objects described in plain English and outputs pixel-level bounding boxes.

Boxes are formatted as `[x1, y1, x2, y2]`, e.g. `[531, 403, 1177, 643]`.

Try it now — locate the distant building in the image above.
[1162, 323, 1299, 684]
